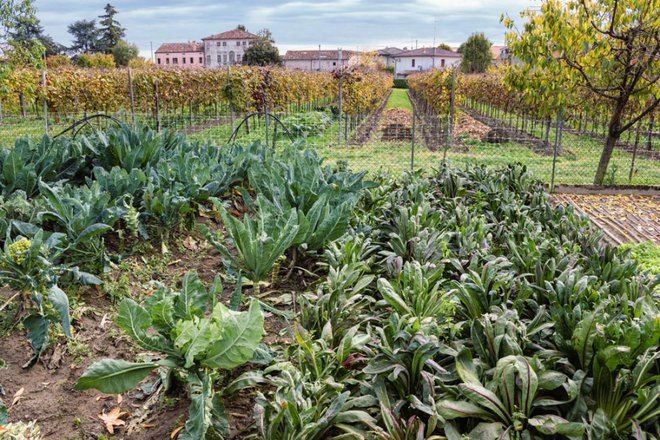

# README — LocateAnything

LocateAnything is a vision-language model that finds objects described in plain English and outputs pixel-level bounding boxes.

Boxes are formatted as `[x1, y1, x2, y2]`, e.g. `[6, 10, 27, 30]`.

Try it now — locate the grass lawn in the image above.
[385, 88, 412, 111]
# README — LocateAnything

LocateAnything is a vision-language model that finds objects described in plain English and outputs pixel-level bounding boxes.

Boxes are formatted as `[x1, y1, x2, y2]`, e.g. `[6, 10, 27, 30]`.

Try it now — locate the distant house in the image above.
[283, 49, 361, 72]
[155, 42, 204, 68]
[394, 47, 461, 78]
[201, 27, 259, 68]
[377, 47, 403, 69]
[491, 45, 506, 66]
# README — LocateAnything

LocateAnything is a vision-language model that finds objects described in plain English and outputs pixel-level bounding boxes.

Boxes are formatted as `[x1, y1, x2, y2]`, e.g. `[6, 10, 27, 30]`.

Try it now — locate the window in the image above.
[237, 54, 242, 63]
[217, 54, 222, 63]
[332, 61, 336, 66]
[199, 57, 203, 63]
[441, 59, 445, 67]
[216, 42, 221, 46]
[411, 59, 415, 67]
[190, 57, 194, 64]
[236, 41, 241, 46]
[242, 41, 246, 46]
[206, 55, 211, 65]
[166, 58, 170, 64]
[157, 58, 161, 64]
[173, 57, 178, 64]
[182, 57, 186, 64]
[223, 54, 227, 64]
[222, 41, 227, 46]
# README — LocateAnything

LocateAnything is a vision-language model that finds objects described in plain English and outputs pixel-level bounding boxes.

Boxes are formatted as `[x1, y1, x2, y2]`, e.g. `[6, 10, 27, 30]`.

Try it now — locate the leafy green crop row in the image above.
[228, 165, 658, 439]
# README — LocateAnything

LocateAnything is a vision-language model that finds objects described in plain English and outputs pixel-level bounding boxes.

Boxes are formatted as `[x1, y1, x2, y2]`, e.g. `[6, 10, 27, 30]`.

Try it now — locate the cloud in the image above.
[34, 0, 534, 54]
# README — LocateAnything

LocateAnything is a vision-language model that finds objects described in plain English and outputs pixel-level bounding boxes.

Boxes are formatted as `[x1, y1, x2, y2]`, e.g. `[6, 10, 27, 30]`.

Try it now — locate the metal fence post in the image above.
[550, 109, 562, 192]
[42, 69, 48, 136]
[448, 67, 456, 151]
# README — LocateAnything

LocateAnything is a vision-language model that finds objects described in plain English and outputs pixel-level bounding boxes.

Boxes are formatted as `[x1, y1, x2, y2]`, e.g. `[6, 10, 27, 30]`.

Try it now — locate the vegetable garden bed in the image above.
[0, 126, 658, 439]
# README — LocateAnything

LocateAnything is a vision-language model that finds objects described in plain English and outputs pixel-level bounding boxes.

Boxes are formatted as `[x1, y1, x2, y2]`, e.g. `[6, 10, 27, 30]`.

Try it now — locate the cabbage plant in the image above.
[75, 272, 264, 440]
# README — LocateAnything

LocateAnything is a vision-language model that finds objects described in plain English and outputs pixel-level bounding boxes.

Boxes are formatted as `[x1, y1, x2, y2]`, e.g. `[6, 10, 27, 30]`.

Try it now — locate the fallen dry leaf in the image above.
[11, 388, 24, 406]
[117, 394, 123, 404]
[98, 406, 128, 434]
[182, 235, 199, 251]
[171, 425, 184, 439]
[143, 423, 156, 428]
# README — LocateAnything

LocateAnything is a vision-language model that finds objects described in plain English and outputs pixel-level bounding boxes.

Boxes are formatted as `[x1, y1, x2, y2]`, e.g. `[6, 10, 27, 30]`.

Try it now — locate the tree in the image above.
[0, 0, 45, 70]
[68, 19, 100, 53]
[7, 12, 63, 56]
[504, 0, 660, 185]
[243, 29, 281, 66]
[98, 3, 125, 52]
[458, 33, 492, 73]
[111, 39, 138, 66]
[437, 43, 453, 51]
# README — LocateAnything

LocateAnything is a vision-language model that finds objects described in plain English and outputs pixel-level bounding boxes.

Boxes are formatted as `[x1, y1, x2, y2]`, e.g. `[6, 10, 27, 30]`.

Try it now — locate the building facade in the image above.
[283, 50, 360, 72]
[155, 28, 259, 68]
[154, 42, 204, 68]
[394, 48, 461, 78]
[202, 28, 259, 68]
[377, 47, 403, 69]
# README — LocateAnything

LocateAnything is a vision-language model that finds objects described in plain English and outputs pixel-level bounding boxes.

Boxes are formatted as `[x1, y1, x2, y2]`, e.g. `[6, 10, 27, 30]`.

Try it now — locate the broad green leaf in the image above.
[436, 399, 494, 420]
[116, 298, 177, 355]
[48, 285, 71, 338]
[174, 317, 218, 368]
[528, 415, 585, 436]
[468, 422, 506, 440]
[22, 314, 48, 369]
[203, 300, 264, 369]
[179, 372, 212, 440]
[75, 359, 158, 394]
[173, 271, 208, 321]
[460, 383, 510, 424]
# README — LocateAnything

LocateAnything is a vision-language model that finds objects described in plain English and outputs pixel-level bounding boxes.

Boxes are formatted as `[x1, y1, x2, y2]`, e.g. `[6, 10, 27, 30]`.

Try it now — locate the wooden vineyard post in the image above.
[42, 69, 48, 136]
[128, 67, 136, 128]
[411, 109, 416, 171]
[337, 48, 343, 146]
[154, 79, 161, 133]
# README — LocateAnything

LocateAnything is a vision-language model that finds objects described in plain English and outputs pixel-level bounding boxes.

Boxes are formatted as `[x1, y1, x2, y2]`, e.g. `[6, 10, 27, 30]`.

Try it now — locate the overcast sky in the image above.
[34, 0, 540, 58]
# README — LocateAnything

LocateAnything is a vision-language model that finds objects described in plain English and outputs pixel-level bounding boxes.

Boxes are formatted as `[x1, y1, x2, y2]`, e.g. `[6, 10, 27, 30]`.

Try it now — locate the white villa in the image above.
[156, 27, 259, 68]
[202, 28, 259, 68]
[283, 50, 361, 72]
[394, 48, 461, 78]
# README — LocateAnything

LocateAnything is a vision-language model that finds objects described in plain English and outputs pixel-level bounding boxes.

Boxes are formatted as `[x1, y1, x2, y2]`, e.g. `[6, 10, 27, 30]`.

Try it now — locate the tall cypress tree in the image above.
[98, 3, 124, 52]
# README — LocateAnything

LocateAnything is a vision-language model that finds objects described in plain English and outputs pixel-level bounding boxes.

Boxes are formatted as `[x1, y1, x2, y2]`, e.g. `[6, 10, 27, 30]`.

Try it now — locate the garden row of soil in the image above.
[552, 193, 660, 245]
[460, 106, 558, 156]
[347, 90, 392, 145]
[408, 91, 449, 152]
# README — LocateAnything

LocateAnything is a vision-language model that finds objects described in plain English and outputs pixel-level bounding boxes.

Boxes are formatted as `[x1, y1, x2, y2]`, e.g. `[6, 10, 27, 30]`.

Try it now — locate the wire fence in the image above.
[0, 85, 658, 188]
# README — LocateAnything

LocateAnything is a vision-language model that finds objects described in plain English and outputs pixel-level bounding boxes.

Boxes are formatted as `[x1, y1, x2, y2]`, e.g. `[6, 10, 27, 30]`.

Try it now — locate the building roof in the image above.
[202, 28, 259, 40]
[397, 47, 461, 58]
[155, 42, 203, 53]
[283, 49, 361, 61]
[491, 45, 506, 59]
[378, 47, 403, 56]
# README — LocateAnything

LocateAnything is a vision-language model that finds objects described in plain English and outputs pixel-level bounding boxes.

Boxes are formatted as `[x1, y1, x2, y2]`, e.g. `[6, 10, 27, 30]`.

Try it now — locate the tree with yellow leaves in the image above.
[504, 0, 659, 185]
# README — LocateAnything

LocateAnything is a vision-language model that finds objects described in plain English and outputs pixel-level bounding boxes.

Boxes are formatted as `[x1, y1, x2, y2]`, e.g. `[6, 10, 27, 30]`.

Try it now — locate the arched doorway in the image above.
[229, 51, 235, 64]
